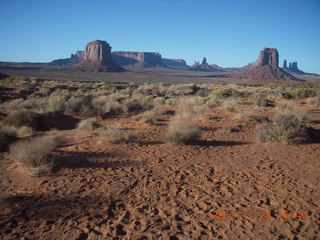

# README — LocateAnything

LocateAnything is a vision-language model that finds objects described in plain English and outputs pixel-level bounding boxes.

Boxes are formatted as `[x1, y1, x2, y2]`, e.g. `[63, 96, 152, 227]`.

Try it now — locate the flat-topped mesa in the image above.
[49, 40, 125, 72]
[83, 40, 112, 63]
[112, 51, 165, 68]
[162, 58, 188, 68]
[257, 48, 279, 68]
[74, 40, 124, 72]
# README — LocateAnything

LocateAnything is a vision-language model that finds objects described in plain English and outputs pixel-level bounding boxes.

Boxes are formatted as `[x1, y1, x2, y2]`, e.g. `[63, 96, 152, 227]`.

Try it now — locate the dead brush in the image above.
[256, 113, 310, 144]
[98, 125, 138, 144]
[9, 135, 58, 174]
[164, 119, 201, 144]
[135, 106, 168, 125]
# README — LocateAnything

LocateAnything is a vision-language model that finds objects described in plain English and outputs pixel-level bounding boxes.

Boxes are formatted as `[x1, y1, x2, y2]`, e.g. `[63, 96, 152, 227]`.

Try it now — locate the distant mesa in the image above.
[189, 57, 224, 72]
[161, 58, 188, 68]
[50, 40, 125, 72]
[112, 52, 165, 68]
[234, 48, 299, 81]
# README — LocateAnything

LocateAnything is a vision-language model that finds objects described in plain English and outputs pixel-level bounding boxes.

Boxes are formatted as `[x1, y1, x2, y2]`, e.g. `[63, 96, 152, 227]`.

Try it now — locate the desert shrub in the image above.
[206, 95, 221, 107]
[0, 98, 25, 112]
[276, 101, 308, 121]
[248, 94, 272, 107]
[65, 96, 97, 117]
[153, 97, 166, 105]
[138, 96, 154, 110]
[98, 125, 137, 144]
[38, 87, 52, 96]
[17, 126, 33, 137]
[46, 89, 73, 112]
[256, 113, 309, 144]
[9, 135, 57, 171]
[307, 97, 320, 107]
[176, 97, 209, 120]
[3, 109, 41, 130]
[104, 100, 123, 115]
[221, 98, 241, 112]
[0, 126, 18, 152]
[0, 76, 27, 85]
[215, 88, 247, 99]
[289, 88, 317, 99]
[246, 115, 269, 123]
[164, 119, 201, 144]
[122, 96, 154, 113]
[218, 124, 245, 133]
[136, 106, 167, 125]
[166, 97, 178, 106]
[77, 118, 99, 130]
[196, 88, 211, 97]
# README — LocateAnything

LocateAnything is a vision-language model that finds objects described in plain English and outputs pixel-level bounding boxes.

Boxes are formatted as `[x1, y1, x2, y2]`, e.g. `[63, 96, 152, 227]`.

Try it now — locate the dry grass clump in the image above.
[17, 126, 34, 137]
[0, 98, 25, 112]
[98, 125, 138, 144]
[164, 119, 201, 144]
[3, 109, 41, 129]
[307, 97, 320, 107]
[256, 113, 309, 144]
[77, 118, 99, 131]
[221, 98, 241, 112]
[0, 126, 18, 152]
[122, 96, 154, 113]
[276, 100, 308, 122]
[135, 106, 167, 125]
[176, 97, 209, 120]
[65, 96, 97, 117]
[248, 94, 272, 107]
[9, 135, 57, 171]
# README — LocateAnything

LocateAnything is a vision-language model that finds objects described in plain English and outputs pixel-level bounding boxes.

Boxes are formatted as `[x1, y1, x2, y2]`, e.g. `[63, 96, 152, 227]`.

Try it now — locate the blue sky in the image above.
[0, 0, 319, 73]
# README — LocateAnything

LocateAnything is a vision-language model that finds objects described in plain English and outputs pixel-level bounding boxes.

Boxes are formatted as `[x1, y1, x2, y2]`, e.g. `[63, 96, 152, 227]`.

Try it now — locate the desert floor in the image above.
[1, 98, 320, 240]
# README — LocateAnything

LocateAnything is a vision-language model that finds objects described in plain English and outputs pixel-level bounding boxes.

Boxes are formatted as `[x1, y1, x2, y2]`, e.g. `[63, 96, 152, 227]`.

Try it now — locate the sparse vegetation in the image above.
[256, 113, 310, 144]
[135, 106, 167, 125]
[77, 118, 99, 130]
[164, 119, 201, 144]
[9, 135, 57, 172]
[307, 97, 320, 107]
[3, 109, 41, 130]
[17, 126, 33, 137]
[98, 125, 138, 144]
[0, 126, 18, 152]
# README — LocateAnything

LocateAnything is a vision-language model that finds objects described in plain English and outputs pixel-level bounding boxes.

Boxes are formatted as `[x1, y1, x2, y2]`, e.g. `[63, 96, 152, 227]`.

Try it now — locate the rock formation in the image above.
[189, 57, 224, 72]
[234, 48, 299, 81]
[50, 40, 124, 72]
[283, 59, 287, 69]
[112, 52, 165, 68]
[202, 57, 207, 65]
[162, 58, 188, 68]
[283, 60, 305, 74]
